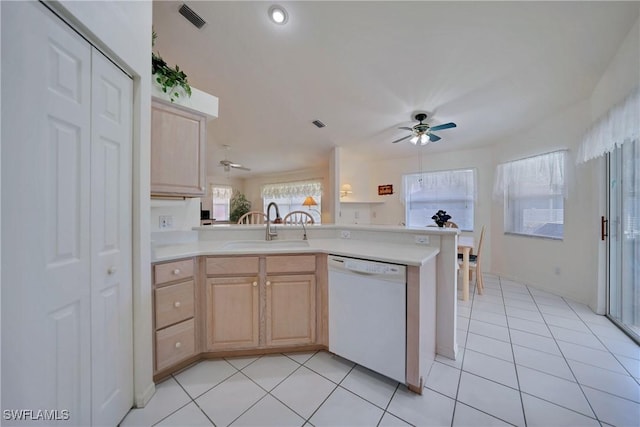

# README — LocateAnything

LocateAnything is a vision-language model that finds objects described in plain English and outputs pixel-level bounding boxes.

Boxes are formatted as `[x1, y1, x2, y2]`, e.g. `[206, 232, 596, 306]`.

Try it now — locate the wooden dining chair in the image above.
[458, 226, 485, 294]
[237, 211, 267, 224]
[283, 210, 315, 225]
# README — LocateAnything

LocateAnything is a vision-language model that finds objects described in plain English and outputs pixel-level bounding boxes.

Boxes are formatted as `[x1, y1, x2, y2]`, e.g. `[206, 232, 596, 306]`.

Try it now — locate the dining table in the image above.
[458, 235, 475, 301]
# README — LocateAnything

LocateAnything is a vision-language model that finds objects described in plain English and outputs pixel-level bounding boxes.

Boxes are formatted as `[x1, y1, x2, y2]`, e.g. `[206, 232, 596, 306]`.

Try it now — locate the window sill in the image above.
[504, 232, 563, 241]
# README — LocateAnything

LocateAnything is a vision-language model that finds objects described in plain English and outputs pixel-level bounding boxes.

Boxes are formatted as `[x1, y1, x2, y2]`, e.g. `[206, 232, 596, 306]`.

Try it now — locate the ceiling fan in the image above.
[392, 113, 457, 145]
[219, 145, 250, 172]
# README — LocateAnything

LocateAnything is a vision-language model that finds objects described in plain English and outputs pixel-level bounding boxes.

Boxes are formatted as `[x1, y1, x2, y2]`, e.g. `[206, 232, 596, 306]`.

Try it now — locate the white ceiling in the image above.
[152, 1, 639, 177]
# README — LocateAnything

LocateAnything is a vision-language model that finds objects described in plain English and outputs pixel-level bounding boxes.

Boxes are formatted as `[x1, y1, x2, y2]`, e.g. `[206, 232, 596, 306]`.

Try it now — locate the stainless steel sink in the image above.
[221, 240, 310, 250]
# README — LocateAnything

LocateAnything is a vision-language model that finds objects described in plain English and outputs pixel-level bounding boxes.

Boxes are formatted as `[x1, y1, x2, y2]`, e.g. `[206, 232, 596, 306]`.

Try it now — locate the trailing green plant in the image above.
[229, 191, 252, 223]
[152, 30, 192, 102]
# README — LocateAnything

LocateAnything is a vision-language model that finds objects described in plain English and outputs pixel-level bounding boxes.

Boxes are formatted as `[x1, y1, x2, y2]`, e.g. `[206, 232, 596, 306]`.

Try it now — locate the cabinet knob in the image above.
[252, 281, 258, 287]
[266, 281, 271, 286]
[107, 266, 117, 275]
[172, 268, 181, 275]
[200, 186, 205, 191]
[175, 342, 182, 349]
[174, 301, 181, 308]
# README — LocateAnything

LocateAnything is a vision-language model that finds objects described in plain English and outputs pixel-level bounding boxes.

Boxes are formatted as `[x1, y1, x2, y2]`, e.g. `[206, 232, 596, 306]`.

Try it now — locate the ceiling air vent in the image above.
[179, 4, 206, 29]
[312, 120, 326, 128]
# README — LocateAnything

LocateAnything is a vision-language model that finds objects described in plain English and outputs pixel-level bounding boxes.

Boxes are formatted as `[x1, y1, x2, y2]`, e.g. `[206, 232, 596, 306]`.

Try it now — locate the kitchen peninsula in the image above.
[151, 224, 459, 394]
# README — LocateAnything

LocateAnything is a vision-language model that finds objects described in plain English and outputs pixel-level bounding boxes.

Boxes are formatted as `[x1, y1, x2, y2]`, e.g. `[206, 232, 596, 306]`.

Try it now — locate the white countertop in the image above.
[152, 237, 439, 266]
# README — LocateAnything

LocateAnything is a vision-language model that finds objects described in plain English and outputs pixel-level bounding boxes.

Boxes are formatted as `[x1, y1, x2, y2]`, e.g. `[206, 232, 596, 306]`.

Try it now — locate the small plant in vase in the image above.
[431, 210, 452, 227]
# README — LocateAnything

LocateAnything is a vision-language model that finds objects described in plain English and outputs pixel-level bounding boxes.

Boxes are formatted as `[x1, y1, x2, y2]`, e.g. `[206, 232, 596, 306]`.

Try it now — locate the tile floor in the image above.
[121, 274, 640, 427]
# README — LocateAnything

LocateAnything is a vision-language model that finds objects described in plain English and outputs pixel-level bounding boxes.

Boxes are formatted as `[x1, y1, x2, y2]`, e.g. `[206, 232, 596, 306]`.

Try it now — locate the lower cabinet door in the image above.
[266, 274, 316, 347]
[207, 276, 260, 351]
[156, 318, 196, 371]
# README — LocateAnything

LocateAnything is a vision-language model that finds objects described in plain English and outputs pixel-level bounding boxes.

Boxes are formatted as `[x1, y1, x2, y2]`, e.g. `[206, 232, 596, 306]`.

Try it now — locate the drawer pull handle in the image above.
[252, 281, 258, 287]
[175, 342, 182, 349]
[172, 268, 181, 275]
[107, 266, 117, 275]
[174, 301, 181, 308]
[266, 280, 271, 286]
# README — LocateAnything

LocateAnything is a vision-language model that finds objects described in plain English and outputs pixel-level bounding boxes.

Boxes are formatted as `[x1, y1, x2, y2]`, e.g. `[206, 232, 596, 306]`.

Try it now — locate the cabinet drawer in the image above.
[154, 259, 194, 285]
[155, 280, 194, 329]
[206, 256, 259, 276]
[266, 255, 316, 273]
[156, 318, 195, 371]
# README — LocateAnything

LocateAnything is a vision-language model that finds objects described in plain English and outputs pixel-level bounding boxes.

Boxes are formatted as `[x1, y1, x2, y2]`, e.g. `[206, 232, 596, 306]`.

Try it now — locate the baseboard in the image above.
[135, 382, 156, 408]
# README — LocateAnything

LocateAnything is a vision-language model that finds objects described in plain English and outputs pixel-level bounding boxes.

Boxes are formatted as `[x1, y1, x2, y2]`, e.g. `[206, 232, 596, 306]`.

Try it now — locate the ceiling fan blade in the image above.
[429, 133, 442, 142]
[429, 122, 457, 132]
[233, 165, 251, 171]
[391, 134, 412, 144]
[398, 127, 413, 131]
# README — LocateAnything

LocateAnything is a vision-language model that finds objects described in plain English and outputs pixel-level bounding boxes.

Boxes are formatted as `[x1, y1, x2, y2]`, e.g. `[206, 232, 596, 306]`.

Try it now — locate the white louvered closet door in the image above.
[1, 2, 133, 426]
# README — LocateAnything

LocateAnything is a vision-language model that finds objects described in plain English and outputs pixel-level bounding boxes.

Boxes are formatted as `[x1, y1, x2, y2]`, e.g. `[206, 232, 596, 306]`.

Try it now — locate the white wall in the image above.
[490, 101, 595, 303]
[50, 0, 154, 407]
[340, 145, 494, 267]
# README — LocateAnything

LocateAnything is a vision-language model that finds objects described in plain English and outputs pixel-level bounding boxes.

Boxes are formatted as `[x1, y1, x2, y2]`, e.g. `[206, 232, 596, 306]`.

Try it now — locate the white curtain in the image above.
[261, 180, 322, 198]
[210, 185, 232, 199]
[493, 150, 567, 200]
[577, 87, 640, 163]
[405, 169, 476, 201]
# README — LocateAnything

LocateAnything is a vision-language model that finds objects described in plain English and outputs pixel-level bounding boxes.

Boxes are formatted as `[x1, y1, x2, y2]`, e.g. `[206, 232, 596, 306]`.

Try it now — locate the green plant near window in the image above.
[229, 191, 252, 223]
[152, 30, 192, 102]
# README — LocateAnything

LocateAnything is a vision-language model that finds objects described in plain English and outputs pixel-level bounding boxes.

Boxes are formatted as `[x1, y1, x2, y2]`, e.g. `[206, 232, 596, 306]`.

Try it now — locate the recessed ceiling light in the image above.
[268, 5, 288, 25]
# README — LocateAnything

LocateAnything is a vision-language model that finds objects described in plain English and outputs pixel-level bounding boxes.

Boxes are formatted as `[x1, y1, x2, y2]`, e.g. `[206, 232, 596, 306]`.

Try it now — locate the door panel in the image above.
[608, 141, 640, 343]
[2, 1, 92, 423]
[90, 49, 133, 425]
[207, 277, 259, 350]
[266, 275, 316, 347]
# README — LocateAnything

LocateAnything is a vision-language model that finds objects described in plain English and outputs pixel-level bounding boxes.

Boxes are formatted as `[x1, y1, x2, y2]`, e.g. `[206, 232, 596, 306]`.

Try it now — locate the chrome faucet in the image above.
[265, 202, 281, 241]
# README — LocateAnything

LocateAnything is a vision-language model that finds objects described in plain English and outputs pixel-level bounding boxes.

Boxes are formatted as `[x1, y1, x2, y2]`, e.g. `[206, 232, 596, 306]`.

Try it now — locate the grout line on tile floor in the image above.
[525, 282, 602, 423]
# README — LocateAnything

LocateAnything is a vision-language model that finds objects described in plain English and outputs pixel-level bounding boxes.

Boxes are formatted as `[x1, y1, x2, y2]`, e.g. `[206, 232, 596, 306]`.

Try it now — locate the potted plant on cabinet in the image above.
[152, 30, 192, 102]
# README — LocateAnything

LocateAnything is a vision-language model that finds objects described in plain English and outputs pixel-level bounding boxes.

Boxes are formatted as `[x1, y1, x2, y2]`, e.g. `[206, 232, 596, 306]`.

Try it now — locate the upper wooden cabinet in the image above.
[151, 99, 206, 197]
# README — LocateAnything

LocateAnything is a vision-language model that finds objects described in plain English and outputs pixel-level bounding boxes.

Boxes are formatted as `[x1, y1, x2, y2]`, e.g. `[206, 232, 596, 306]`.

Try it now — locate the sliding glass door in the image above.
[607, 139, 640, 343]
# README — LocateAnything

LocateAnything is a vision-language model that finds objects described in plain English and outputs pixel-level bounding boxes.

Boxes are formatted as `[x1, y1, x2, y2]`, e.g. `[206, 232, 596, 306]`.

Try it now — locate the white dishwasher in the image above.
[328, 255, 406, 383]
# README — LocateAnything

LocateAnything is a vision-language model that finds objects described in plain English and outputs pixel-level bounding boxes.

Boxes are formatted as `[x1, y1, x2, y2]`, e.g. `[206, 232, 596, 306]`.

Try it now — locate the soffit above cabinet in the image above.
[152, 84, 219, 120]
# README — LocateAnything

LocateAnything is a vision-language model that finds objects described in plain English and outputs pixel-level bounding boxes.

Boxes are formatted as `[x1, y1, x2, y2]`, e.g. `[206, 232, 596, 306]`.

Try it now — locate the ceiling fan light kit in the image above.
[392, 112, 457, 146]
[268, 5, 288, 25]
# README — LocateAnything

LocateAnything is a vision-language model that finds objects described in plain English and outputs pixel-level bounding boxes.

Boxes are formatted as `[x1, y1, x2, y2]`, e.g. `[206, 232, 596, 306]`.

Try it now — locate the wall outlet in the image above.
[340, 230, 351, 239]
[159, 215, 173, 229]
[414, 235, 430, 245]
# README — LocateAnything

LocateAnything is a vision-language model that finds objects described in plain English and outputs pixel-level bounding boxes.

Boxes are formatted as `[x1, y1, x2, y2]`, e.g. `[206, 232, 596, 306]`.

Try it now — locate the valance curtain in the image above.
[493, 150, 567, 200]
[261, 180, 322, 199]
[210, 185, 232, 199]
[404, 169, 477, 202]
[577, 87, 639, 163]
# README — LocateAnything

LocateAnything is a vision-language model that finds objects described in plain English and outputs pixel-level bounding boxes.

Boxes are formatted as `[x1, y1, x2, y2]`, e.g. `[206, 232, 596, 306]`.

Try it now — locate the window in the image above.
[211, 185, 232, 221]
[403, 169, 476, 230]
[494, 150, 567, 239]
[262, 180, 322, 223]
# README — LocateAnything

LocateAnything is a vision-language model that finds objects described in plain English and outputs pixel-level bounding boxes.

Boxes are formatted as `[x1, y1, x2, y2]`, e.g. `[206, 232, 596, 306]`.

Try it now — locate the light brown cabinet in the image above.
[153, 258, 197, 374]
[206, 276, 260, 351]
[266, 274, 316, 347]
[205, 254, 317, 351]
[151, 99, 206, 197]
